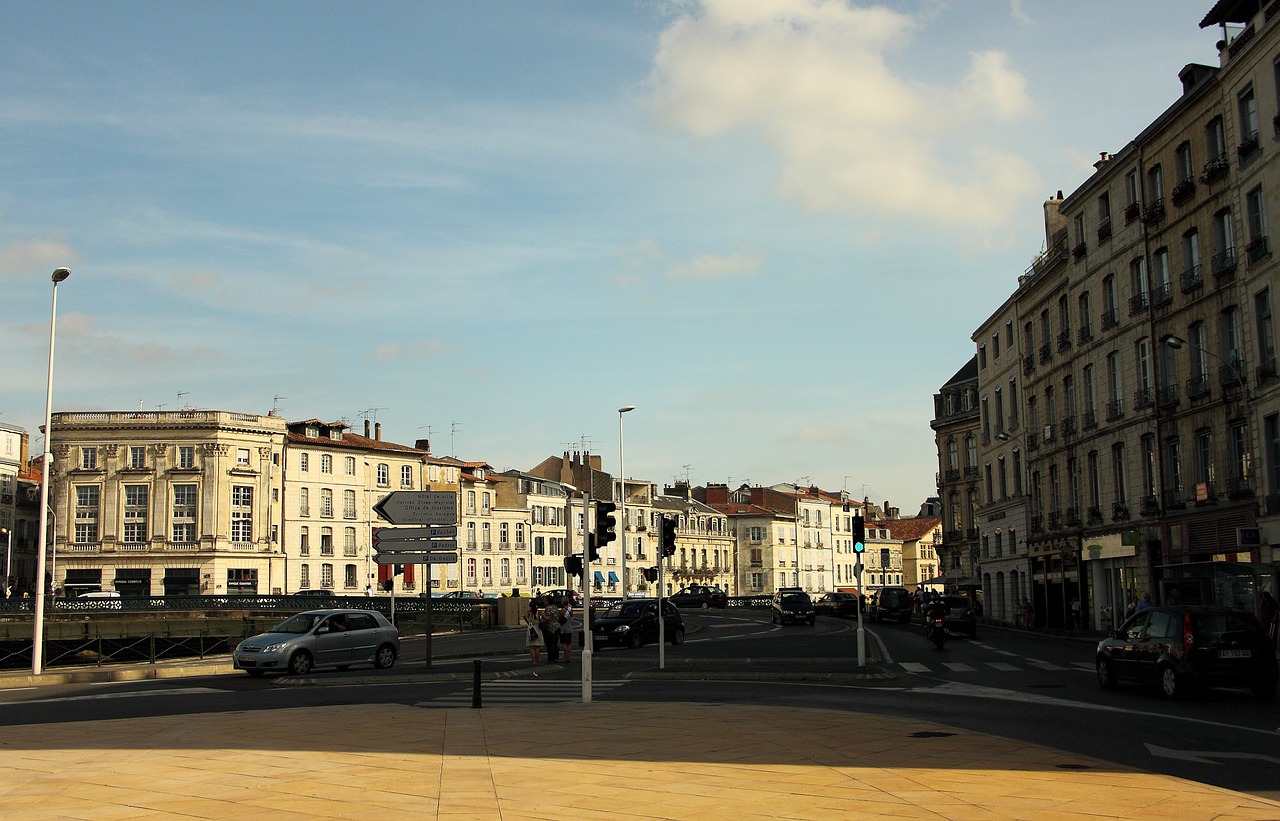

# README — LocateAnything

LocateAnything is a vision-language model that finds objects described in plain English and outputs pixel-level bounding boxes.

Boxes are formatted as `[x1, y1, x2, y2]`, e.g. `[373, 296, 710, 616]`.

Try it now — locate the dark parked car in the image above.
[1096, 605, 1278, 700]
[538, 588, 583, 608]
[233, 609, 400, 677]
[770, 588, 815, 625]
[813, 591, 861, 618]
[941, 595, 978, 638]
[668, 585, 728, 609]
[872, 586, 913, 623]
[591, 599, 684, 648]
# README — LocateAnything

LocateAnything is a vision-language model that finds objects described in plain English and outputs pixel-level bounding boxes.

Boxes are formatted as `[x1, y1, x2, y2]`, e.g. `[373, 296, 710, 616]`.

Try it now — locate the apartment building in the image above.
[493, 469, 570, 594]
[700, 483, 792, 595]
[931, 357, 982, 593]
[658, 484, 734, 595]
[884, 517, 944, 594]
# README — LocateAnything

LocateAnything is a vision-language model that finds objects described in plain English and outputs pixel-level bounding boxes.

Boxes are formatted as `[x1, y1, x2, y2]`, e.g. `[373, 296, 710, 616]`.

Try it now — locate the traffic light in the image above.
[641, 566, 659, 583]
[564, 554, 584, 579]
[587, 533, 600, 563]
[660, 516, 677, 557]
[595, 502, 617, 547]
[852, 514, 866, 554]
[381, 579, 394, 592]
[394, 564, 405, 576]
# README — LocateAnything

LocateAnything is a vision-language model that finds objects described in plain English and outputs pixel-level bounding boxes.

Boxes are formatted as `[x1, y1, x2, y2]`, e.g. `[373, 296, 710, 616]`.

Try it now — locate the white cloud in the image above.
[0, 238, 80, 279]
[668, 250, 761, 280]
[649, 0, 1040, 230]
[366, 339, 449, 363]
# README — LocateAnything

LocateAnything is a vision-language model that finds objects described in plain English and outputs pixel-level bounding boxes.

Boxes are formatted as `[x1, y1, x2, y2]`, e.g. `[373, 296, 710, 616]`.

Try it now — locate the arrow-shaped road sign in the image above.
[375, 553, 458, 565]
[373, 490, 458, 526]
[373, 526, 457, 542]
[376, 538, 458, 553]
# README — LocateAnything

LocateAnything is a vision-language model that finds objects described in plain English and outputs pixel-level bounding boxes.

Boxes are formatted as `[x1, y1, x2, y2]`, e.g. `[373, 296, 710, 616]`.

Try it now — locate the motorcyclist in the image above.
[923, 593, 949, 642]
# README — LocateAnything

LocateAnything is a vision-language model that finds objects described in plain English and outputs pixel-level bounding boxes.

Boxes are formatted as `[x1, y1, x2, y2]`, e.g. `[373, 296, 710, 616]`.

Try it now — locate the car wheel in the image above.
[1159, 664, 1184, 699]
[670, 627, 685, 645]
[627, 631, 643, 649]
[1251, 675, 1277, 701]
[1096, 657, 1117, 689]
[374, 644, 397, 670]
[288, 650, 313, 676]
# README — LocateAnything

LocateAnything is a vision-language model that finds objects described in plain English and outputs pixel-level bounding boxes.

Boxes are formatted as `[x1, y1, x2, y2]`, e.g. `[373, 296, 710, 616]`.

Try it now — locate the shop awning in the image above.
[593, 571, 605, 583]
[607, 572, 619, 583]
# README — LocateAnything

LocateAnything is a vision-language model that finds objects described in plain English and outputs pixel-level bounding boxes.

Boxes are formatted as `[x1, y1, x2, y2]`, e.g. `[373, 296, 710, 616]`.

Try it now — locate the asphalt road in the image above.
[1, 608, 1276, 801]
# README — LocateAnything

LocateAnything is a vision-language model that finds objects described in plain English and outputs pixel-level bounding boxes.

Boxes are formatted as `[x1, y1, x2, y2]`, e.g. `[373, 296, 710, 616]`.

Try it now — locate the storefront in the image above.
[1082, 531, 1142, 632]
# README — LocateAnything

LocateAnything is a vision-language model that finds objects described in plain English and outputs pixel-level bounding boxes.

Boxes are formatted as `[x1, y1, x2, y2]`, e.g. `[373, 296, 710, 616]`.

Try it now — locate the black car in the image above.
[813, 591, 861, 618]
[538, 588, 583, 608]
[1096, 605, 1278, 700]
[770, 588, 815, 625]
[668, 585, 728, 609]
[591, 599, 684, 648]
[941, 595, 978, 638]
[871, 586, 914, 623]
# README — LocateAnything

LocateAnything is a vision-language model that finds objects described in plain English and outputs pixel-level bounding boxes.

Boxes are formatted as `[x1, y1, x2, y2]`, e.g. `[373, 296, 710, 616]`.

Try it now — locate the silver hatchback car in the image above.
[234, 609, 400, 676]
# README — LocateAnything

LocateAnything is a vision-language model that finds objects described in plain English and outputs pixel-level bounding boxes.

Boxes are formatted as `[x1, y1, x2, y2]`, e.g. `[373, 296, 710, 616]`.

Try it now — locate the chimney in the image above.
[375, 422, 381, 441]
[704, 483, 729, 505]
[415, 439, 431, 453]
[1093, 152, 1110, 170]
[364, 419, 371, 438]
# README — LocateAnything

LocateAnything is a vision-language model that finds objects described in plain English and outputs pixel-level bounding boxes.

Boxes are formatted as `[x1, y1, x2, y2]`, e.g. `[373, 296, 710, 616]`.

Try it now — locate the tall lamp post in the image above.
[1, 527, 10, 595]
[34, 266, 71, 675]
[617, 405, 635, 597]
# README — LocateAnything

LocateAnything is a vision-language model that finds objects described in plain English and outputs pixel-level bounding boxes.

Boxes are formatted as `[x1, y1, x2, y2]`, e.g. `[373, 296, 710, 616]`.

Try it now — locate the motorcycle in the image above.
[927, 616, 947, 649]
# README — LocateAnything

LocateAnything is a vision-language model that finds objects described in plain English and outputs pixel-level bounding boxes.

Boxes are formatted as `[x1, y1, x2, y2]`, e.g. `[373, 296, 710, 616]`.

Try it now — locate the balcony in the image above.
[1065, 507, 1081, 527]
[1039, 343, 1052, 365]
[1142, 198, 1166, 224]
[1133, 387, 1153, 409]
[1029, 515, 1043, 534]
[1186, 374, 1211, 399]
[1087, 507, 1104, 525]
[1128, 292, 1149, 317]
[1140, 495, 1161, 516]
[1163, 487, 1187, 509]
[944, 467, 961, 481]
[1257, 357, 1279, 386]
[1061, 415, 1077, 436]
[1023, 355, 1036, 375]
[1101, 309, 1118, 331]
[1170, 177, 1196, 206]
[1151, 282, 1173, 308]
[1111, 502, 1130, 521]
[1081, 410, 1097, 430]
[1227, 476, 1255, 499]
[963, 465, 980, 478]
[1211, 248, 1237, 280]
[1219, 362, 1246, 390]
[1106, 399, 1124, 422]
[1237, 133, 1260, 164]
[1042, 423, 1056, 443]
[1077, 325, 1093, 345]
[1072, 242, 1087, 261]
[1123, 201, 1141, 223]
[1246, 236, 1270, 265]
[1056, 330, 1073, 351]
[1096, 219, 1113, 244]
[1180, 264, 1203, 292]
[1158, 384, 1179, 408]
[1200, 153, 1229, 184]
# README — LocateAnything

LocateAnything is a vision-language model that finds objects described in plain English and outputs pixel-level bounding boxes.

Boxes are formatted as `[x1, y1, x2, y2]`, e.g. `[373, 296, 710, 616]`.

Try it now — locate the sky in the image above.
[0, 1, 1224, 511]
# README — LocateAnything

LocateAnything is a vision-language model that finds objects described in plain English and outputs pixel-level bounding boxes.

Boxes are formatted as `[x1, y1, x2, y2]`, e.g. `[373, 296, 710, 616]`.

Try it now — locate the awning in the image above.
[607, 572, 619, 583]
[593, 571, 605, 583]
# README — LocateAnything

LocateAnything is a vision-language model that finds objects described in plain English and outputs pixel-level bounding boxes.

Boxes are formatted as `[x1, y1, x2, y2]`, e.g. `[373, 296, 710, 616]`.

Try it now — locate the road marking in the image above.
[1145, 743, 1280, 765]
[418, 678, 627, 707]
[1025, 659, 1069, 670]
[986, 662, 1019, 672]
[900, 662, 930, 673]
[5, 687, 224, 704]
[942, 663, 977, 672]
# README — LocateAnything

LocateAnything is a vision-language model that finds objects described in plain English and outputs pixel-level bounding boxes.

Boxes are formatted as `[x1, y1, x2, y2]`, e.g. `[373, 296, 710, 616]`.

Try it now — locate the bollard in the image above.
[471, 658, 482, 708]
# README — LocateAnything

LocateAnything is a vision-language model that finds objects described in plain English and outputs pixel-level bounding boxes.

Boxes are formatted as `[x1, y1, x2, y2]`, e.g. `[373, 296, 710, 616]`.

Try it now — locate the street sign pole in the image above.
[582, 488, 593, 705]
[856, 558, 865, 666]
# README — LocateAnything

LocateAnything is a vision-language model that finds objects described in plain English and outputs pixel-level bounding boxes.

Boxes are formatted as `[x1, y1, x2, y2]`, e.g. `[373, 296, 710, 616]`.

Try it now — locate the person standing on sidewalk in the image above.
[557, 597, 574, 663]
[523, 601, 543, 664]
[540, 597, 561, 663]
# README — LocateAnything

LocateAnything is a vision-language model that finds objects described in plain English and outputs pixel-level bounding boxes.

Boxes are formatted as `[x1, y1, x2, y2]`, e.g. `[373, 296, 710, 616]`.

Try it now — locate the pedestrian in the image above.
[365, 582, 374, 597]
[1021, 598, 1033, 628]
[558, 596, 575, 663]
[1135, 591, 1154, 612]
[1258, 590, 1278, 648]
[1070, 595, 1081, 632]
[523, 600, 543, 664]
[540, 597, 561, 663]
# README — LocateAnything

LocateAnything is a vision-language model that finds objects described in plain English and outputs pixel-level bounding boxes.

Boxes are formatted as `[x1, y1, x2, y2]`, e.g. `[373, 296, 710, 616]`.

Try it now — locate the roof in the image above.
[940, 356, 978, 388]
[1201, 0, 1259, 27]
[707, 502, 794, 519]
[881, 517, 942, 542]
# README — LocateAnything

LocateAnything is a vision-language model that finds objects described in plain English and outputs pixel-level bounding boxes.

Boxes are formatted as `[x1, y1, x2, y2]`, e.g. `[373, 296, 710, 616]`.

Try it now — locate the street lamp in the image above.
[34, 266, 70, 675]
[0, 527, 10, 595]
[617, 405, 635, 598]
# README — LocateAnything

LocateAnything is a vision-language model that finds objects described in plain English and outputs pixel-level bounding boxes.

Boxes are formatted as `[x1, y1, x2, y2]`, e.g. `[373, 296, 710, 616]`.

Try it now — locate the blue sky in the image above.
[0, 1, 1222, 510]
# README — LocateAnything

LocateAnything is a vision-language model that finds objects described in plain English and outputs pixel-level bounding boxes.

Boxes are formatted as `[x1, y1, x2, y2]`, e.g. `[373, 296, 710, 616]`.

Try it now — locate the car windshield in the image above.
[781, 594, 808, 605]
[606, 602, 647, 618]
[269, 613, 325, 634]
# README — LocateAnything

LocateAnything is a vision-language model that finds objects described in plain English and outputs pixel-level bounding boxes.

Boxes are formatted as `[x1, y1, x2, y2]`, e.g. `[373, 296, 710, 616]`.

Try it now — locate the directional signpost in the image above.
[372, 490, 460, 669]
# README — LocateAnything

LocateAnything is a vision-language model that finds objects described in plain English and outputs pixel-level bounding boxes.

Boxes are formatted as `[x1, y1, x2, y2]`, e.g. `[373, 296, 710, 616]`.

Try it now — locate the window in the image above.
[1137, 337, 1153, 392]
[1147, 163, 1164, 201]
[1098, 192, 1112, 239]
[128, 446, 146, 469]
[1078, 291, 1092, 339]
[1190, 321, 1209, 380]
[1124, 169, 1139, 209]
[178, 446, 195, 469]
[1222, 305, 1243, 368]
[1239, 84, 1259, 145]
[236, 448, 250, 466]
[1166, 439, 1183, 497]
[1207, 116, 1226, 160]
[1102, 274, 1118, 328]
[1141, 435, 1157, 499]
[1196, 429, 1215, 486]
[1088, 451, 1100, 510]
[172, 484, 196, 543]
[1246, 185, 1267, 246]
[321, 526, 334, 556]
[1153, 248, 1170, 291]
[299, 487, 310, 517]
[122, 484, 148, 543]
[321, 488, 333, 518]
[299, 453, 309, 472]
[1182, 229, 1201, 283]
[1214, 208, 1236, 264]
[299, 526, 309, 556]
[1113, 443, 1128, 506]
[231, 485, 253, 543]
[344, 527, 356, 557]
[80, 447, 97, 470]
[1175, 141, 1193, 184]
[74, 484, 100, 542]
[345, 456, 356, 475]
[1130, 256, 1148, 314]
[1107, 351, 1122, 405]
[300, 564, 310, 589]
[1256, 288, 1276, 375]
[321, 563, 334, 589]
[377, 463, 389, 486]
[401, 465, 413, 488]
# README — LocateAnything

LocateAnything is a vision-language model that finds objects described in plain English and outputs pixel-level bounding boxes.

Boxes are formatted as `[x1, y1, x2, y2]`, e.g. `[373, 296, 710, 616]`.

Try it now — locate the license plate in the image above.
[1218, 649, 1251, 659]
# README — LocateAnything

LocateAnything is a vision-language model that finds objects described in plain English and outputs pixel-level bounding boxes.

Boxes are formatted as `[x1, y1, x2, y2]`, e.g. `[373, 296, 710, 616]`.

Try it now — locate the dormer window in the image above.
[329, 429, 342, 440]
[305, 425, 319, 438]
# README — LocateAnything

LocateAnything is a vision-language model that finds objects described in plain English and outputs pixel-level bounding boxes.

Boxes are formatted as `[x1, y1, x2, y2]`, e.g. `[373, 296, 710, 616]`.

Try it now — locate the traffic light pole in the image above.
[658, 537, 665, 670]
[581, 491, 593, 704]
[855, 558, 865, 666]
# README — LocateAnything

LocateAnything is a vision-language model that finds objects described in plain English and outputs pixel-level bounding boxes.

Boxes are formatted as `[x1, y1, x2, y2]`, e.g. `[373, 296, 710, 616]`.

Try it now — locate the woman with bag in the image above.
[540, 597, 561, 663]
[524, 600, 543, 664]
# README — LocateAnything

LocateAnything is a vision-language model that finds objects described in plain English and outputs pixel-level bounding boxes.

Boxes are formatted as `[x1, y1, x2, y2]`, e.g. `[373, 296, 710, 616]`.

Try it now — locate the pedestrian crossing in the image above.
[417, 678, 628, 708]
[899, 660, 1094, 675]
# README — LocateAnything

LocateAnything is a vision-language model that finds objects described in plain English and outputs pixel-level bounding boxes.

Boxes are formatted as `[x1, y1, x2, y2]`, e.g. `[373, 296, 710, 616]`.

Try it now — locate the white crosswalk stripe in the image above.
[899, 659, 1089, 674]
[942, 662, 977, 672]
[987, 662, 1019, 672]
[1025, 658, 1069, 671]
[418, 678, 627, 708]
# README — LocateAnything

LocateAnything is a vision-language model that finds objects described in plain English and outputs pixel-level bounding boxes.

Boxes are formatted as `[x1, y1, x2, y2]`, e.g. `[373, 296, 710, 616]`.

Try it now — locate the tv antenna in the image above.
[177, 391, 189, 410]
[272, 395, 287, 415]
[451, 421, 462, 458]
